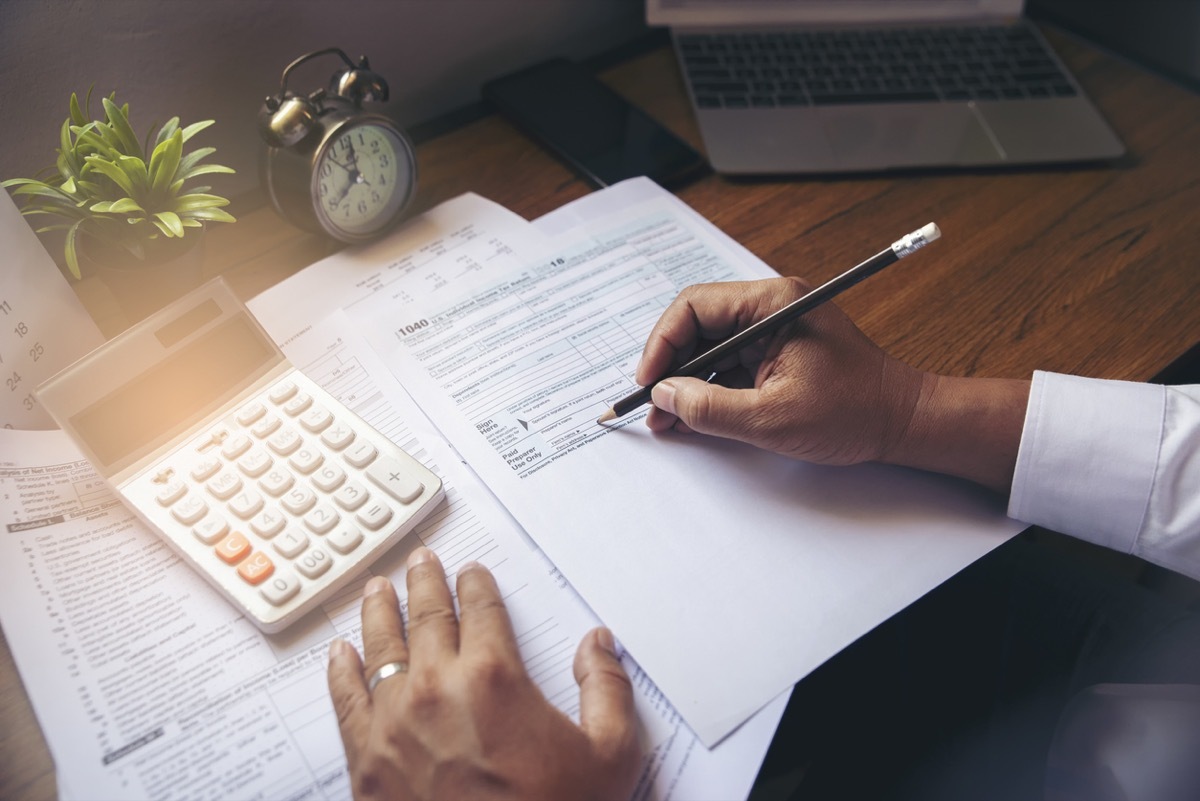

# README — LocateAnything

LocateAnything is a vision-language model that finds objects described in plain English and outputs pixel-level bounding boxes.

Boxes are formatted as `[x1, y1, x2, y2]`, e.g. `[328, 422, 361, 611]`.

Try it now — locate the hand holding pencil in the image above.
[599, 223, 940, 424]
[600, 223, 944, 467]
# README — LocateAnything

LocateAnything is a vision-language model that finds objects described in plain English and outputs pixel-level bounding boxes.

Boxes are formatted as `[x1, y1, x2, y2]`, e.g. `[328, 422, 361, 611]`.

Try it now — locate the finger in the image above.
[651, 377, 758, 440]
[636, 294, 707, 387]
[645, 402, 686, 433]
[574, 628, 640, 765]
[327, 638, 370, 766]
[360, 575, 410, 687]
[455, 561, 522, 665]
[637, 287, 750, 387]
[404, 546, 460, 664]
[636, 279, 802, 387]
[646, 379, 696, 433]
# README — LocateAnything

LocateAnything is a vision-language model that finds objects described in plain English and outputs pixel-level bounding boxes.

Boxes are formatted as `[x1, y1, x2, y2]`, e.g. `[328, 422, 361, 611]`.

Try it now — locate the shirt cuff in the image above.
[1008, 371, 1165, 553]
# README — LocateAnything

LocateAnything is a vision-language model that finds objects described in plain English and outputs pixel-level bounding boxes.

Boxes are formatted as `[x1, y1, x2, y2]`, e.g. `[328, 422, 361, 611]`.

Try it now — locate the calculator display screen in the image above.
[70, 314, 276, 468]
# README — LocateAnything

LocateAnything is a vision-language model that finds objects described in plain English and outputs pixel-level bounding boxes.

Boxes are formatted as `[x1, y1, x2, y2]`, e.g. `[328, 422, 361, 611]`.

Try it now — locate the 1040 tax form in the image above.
[357, 178, 1025, 746]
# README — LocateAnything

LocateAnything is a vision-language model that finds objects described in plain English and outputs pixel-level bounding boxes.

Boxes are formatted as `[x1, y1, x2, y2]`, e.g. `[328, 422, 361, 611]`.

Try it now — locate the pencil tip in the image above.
[597, 409, 616, 425]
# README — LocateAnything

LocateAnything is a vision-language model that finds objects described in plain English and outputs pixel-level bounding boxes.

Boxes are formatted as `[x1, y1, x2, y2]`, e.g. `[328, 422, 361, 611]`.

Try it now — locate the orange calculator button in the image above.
[237, 551, 275, 585]
[215, 531, 252, 564]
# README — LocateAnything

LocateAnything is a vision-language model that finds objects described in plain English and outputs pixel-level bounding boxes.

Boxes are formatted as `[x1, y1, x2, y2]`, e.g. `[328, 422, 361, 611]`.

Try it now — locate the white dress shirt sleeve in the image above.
[1009, 371, 1200, 581]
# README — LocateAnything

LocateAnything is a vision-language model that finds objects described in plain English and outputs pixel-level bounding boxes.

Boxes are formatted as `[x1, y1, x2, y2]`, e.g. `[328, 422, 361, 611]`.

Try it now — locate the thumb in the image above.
[651, 377, 754, 439]
[574, 627, 639, 765]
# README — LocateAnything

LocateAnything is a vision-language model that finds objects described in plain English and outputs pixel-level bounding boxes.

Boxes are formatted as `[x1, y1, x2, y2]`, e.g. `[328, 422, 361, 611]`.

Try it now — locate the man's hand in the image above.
[638, 277, 926, 465]
[327, 547, 641, 801]
[638, 277, 1029, 493]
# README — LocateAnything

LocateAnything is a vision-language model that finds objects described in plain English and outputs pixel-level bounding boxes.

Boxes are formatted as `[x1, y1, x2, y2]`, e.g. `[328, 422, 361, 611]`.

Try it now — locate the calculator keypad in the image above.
[143, 375, 437, 624]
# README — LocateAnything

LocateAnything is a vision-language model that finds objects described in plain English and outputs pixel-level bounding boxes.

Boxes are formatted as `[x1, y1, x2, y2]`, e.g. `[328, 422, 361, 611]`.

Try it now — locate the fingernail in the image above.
[407, 546, 435, 568]
[364, 576, 390, 597]
[594, 627, 617, 656]
[329, 638, 351, 661]
[650, 380, 677, 415]
[459, 560, 484, 574]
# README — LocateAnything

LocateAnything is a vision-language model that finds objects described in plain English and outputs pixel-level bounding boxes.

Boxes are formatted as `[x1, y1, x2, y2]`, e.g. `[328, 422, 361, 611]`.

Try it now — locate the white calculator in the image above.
[37, 278, 444, 632]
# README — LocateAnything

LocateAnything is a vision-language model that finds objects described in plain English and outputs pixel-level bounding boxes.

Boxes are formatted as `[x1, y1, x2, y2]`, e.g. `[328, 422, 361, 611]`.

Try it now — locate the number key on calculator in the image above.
[37, 278, 445, 632]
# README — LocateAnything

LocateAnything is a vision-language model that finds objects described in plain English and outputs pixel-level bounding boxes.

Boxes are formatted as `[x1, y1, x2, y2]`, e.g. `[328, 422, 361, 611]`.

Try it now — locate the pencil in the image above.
[596, 222, 941, 424]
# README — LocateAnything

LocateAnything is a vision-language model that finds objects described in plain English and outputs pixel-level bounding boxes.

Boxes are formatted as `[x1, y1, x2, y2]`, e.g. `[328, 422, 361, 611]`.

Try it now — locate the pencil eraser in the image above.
[919, 222, 941, 242]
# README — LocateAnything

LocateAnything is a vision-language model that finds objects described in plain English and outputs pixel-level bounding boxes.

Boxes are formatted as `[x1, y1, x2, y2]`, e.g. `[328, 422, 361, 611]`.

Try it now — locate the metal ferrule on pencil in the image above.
[890, 222, 941, 258]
